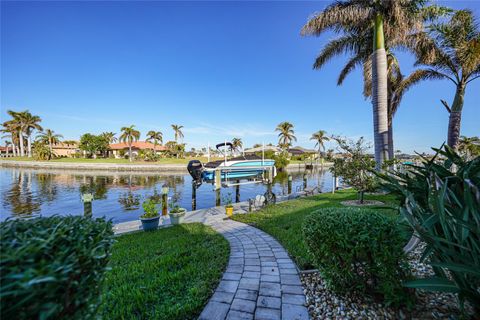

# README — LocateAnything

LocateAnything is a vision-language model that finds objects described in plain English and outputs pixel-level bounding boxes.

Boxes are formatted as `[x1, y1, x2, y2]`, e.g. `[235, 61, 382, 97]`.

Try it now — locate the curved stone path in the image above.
[200, 218, 309, 320]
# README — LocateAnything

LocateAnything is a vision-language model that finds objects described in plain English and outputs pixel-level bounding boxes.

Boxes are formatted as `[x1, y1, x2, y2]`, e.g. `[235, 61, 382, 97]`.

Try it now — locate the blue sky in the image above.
[1, 1, 479, 153]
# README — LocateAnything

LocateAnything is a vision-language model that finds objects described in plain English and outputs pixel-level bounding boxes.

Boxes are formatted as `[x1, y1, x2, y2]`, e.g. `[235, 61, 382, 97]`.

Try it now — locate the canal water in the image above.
[0, 167, 334, 223]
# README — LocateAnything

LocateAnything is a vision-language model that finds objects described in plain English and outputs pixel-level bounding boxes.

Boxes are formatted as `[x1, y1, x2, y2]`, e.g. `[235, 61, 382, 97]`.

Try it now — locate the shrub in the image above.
[303, 207, 413, 307]
[377, 146, 480, 314]
[0, 216, 114, 319]
[273, 153, 290, 171]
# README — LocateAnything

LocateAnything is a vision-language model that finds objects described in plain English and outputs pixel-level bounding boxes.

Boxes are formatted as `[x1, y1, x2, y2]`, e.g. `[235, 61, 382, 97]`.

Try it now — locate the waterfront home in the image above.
[108, 141, 167, 158]
[52, 142, 79, 157]
[244, 145, 282, 155]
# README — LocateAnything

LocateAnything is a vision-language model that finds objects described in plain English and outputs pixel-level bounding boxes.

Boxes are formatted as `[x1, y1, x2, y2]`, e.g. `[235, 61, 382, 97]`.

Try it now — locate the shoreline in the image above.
[0, 159, 332, 172]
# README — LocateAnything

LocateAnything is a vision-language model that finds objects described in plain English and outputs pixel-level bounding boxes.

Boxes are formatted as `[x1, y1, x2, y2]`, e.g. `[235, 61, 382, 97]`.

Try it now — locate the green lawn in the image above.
[231, 189, 400, 270]
[0, 156, 215, 165]
[98, 223, 229, 320]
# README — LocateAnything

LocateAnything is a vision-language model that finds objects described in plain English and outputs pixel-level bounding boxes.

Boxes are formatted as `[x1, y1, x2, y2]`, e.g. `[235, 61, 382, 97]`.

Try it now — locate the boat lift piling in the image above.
[81, 193, 93, 218]
[303, 173, 308, 190]
[288, 175, 292, 194]
[235, 180, 240, 203]
[191, 180, 197, 210]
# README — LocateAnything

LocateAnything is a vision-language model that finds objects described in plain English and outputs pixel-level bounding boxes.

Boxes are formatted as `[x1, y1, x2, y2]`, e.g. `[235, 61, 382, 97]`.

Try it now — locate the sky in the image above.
[1, 0, 479, 154]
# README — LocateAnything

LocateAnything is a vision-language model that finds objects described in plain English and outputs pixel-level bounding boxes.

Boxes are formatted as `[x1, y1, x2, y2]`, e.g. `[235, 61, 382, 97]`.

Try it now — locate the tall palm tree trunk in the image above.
[388, 119, 394, 160]
[372, 14, 390, 170]
[128, 143, 132, 162]
[48, 140, 53, 160]
[447, 84, 465, 149]
[18, 131, 25, 157]
[27, 134, 32, 158]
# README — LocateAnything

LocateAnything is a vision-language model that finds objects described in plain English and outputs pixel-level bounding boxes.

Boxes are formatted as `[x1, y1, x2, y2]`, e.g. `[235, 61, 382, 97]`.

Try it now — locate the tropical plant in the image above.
[146, 130, 163, 152]
[32, 141, 51, 160]
[171, 124, 184, 143]
[330, 136, 376, 203]
[79, 133, 109, 158]
[458, 136, 480, 159]
[0, 124, 18, 157]
[401, 10, 479, 149]
[301, 0, 448, 169]
[231, 137, 243, 152]
[119, 125, 140, 162]
[376, 146, 480, 315]
[141, 199, 160, 219]
[101, 132, 117, 144]
[20, 111, 43, 158]
[275, 121, 296, 151]
[273, 153, 290, 172]
[310, 130, 329, 161]
[4, 110, 25, 157]
[36, 129, 63, 160]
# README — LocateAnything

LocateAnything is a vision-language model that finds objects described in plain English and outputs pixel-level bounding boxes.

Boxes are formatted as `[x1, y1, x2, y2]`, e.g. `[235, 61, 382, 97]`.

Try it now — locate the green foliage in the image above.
[377, 145, 480, 313]
[141, 199, 160, 218]
[32, 141, 52, 160]
[143, 149, 160, 161]
[330, 136, 376, 202]
[0, 216, 114, 319]
[98, 223, 229, 320]
[273, 153, 290, 171]
[232, 189, 398, 269]
[79, 133, 109, 157]
[303, 207, 413, 307]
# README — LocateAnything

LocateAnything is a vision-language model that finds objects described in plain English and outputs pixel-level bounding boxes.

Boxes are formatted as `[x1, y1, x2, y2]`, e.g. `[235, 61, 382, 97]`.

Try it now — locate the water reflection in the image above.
[1, 167, 333, 223]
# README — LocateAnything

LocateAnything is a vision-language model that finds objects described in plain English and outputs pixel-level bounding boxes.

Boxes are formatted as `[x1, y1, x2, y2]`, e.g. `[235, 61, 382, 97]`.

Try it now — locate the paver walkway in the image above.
[200, 218, 309, 320]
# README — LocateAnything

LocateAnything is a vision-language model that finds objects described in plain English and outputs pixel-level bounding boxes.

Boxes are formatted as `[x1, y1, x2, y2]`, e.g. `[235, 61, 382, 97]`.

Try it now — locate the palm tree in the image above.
[119, 125, 140, 162]
[1, 122, 19, 157]
[400, 10, 480, 149]
[146, 130, 163, 152]
[301, 0, 446, 169]
[310, 130, 330, 162]
[36, 129, 63, 160]
[21, 111, 43, 158]
[101, 132, 117, 143]
[171, 124, 184, 142]
[275, 122, 296, 151]
[5, 110, 25, 157]
[231, 137, 243, 152]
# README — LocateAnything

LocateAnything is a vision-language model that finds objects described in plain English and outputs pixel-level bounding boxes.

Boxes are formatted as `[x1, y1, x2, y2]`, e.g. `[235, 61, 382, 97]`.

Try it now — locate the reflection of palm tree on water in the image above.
[4, 170, 42, 216]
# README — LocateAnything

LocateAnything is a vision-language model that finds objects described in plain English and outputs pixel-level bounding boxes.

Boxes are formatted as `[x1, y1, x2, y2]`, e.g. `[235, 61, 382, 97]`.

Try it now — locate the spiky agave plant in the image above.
[377, 146, 480, 314]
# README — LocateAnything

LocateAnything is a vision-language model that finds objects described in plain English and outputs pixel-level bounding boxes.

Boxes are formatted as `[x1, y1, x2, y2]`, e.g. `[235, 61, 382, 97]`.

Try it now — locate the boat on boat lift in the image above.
[187, 142, 276, 188]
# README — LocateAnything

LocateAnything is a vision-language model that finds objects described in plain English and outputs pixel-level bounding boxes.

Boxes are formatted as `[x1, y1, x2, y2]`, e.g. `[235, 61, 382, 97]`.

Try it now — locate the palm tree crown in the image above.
[146, 130, 163, 151]
[231, 138, 243, 152]
[37, 129, 63, 160]
[310, 130, 329, 152]
[275, 122, 297, 150]
[120, 125, 140, 162]
[400, 10, 480, 149]
[171, 125, 184, 142]
[101, 132, 117, 143]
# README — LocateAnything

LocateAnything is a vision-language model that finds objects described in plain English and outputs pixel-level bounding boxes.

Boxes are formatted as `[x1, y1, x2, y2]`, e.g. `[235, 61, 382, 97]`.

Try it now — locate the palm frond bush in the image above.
[377, 146, 480, 313]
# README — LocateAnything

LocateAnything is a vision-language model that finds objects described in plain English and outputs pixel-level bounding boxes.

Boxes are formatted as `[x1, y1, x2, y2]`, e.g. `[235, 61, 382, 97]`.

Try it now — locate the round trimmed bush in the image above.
[303, 207, 413, 307]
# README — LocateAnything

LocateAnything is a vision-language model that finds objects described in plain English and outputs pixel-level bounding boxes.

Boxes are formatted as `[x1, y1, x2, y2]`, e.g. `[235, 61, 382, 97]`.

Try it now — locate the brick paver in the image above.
[199, 219, 309, 320]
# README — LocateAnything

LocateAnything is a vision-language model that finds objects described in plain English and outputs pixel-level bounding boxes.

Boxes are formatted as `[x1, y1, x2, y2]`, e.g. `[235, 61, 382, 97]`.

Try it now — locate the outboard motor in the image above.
[187, 160, 204, 187]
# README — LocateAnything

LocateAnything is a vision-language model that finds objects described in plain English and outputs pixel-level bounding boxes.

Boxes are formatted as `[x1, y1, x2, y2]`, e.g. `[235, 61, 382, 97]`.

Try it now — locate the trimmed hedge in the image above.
[0, 216, 114, 319]
[303, 207, 413, 307]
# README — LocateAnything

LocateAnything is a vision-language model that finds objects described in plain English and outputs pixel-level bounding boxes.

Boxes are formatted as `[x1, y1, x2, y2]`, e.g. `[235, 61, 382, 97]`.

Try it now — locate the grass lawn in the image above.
[98, 223, 229, 320]
[0, 156, 216, 165]
[231, 189, 400, 270]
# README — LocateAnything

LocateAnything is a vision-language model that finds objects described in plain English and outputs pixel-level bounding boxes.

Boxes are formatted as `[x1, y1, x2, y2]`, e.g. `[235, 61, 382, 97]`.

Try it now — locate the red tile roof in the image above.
[109, 141, 167, 151]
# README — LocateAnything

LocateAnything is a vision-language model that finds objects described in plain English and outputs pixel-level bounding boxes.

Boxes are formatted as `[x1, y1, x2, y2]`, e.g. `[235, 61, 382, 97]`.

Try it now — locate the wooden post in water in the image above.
[303, 173, 308, 190]
[332, 174, 336, 194]
[287, 175, 292, 194]
[191, 180, 197, 211]
[215, 189, 221, 207]
[81, 193, 93, 218]
[235, 180, 240, 203]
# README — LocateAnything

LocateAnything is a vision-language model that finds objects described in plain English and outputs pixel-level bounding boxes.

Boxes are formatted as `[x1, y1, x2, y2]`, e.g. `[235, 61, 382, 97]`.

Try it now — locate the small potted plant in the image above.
[140, 199, 160, 231]
[169, 200, 186, 225]
[223, 193, 234, 217]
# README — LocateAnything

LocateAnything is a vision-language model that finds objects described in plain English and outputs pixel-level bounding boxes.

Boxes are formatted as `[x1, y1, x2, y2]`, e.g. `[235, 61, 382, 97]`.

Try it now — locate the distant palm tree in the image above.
[37, 129, 63, 160]
[5, 110, 26, 157]
[119, 125, 141, 162]
[231, 137, 243, 152]
[310, 130, 329, 161]
[63, 140, 77, 146]
[101, 132, 117, 143]
[146, 130, 163, 152]
[1, 121, 19, 157]
[275, 122, 296, 151]
[21, 111, 43, 158]
[400, 10, 480, 149]
[301, 0, 447, 168]
[171, 124, 184, 142]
